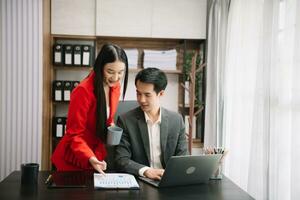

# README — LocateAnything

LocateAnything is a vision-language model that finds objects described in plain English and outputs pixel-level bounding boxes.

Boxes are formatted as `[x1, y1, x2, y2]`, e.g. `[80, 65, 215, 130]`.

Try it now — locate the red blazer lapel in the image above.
[107, 82, 121, 125]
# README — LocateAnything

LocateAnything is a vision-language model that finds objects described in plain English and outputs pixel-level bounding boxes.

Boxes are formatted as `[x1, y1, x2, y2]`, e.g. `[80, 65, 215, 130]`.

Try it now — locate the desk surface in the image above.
[0, 171, 254, 200]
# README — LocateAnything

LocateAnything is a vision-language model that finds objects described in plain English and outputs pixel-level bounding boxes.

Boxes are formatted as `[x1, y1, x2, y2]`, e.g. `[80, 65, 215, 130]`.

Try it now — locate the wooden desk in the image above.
[0, 171, 254, 200]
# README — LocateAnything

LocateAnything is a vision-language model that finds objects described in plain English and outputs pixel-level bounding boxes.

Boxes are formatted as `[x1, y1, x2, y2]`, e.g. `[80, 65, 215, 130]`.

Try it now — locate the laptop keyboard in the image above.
[139, 176, 160, 186]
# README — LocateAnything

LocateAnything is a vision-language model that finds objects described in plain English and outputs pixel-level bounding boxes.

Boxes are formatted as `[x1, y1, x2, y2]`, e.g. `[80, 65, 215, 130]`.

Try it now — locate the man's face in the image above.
[136, 80, 164, 113]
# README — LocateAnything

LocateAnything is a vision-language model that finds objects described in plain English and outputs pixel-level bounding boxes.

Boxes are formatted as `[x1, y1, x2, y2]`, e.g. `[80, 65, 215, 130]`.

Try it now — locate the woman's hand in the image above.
[89, 156, 107, 175]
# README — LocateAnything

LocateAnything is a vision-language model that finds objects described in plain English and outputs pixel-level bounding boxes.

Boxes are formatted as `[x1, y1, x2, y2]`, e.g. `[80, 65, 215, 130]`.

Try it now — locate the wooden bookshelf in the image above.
[42, 34, 205, 169]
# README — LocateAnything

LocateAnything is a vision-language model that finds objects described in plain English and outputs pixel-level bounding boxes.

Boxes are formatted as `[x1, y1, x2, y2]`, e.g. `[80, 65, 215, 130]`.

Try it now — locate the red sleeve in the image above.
[64, 86, 95, 168]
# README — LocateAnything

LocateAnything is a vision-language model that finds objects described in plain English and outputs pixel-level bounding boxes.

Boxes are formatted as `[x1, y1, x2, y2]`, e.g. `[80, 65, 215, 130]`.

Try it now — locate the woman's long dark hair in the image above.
[93, 43, 128, 142]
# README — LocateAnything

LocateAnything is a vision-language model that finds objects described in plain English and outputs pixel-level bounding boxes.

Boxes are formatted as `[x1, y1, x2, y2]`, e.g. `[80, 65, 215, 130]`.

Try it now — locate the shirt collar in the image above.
[144, 107, 161, 124]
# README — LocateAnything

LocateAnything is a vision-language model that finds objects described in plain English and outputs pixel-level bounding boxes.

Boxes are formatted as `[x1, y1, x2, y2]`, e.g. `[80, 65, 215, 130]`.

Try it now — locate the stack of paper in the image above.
[124, 49, 139, 69]
[143, 49, 177, 70]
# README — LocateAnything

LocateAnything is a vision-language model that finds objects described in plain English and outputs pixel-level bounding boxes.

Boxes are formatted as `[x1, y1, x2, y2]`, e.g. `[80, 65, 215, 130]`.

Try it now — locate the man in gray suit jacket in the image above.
[115, 68, 188, 180]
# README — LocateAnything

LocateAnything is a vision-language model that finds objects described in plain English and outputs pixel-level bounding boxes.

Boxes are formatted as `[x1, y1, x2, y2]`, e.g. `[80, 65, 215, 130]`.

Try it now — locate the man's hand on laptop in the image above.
[144, 168, 164, 180]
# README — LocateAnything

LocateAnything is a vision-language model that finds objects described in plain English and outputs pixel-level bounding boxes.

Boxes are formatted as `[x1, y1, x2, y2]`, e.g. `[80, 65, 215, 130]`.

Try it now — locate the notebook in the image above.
[139, 154, 221, 188]
[94, 173, 139, 189]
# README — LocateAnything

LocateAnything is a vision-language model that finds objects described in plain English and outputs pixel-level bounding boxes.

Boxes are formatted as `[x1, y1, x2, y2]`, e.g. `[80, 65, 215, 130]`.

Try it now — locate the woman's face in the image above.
[103, 61, 125, 87]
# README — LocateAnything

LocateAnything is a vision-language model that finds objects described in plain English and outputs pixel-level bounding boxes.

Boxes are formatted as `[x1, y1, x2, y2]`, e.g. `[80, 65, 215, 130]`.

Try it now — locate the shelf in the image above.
[192, 139, 203, 148]
[178, 103, 205, 108]
[52, 137, 62, 141]
[53, 101, 70, 105]
[52, 34, 97, 40]
[53, 66, 182, 74]
[44, 35, 205, 171]
[129, 68, 182, 74]
[53, 66, 92, 71]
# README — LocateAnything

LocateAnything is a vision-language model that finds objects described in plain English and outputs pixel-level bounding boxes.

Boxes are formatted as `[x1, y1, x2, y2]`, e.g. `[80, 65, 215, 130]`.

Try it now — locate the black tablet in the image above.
[45, 171, 91, 188]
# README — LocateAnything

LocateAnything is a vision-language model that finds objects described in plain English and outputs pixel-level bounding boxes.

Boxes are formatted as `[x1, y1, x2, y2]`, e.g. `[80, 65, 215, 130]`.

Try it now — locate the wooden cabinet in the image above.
[45, 0, 208, 169]
[47, 36, 96, 169]
[44, 35, 205, 168]
[96, 0, 207, 39]
[152, 0, 207, 39]
[52, 0, 207, 39]
[51, 0, 96, 35]
[96, 0, 152, 37]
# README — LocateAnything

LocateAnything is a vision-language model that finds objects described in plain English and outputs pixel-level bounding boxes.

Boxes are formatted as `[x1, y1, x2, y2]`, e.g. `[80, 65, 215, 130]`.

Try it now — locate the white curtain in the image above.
[205, 0, 230, 147]
[222, 0, 300, 199]
[0, 0, 43, 181]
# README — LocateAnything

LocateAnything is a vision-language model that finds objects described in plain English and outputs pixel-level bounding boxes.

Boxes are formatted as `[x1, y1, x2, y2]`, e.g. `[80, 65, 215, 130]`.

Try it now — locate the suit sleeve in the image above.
[175, 115, 189, 156]
[63, 87, 95, 169]
[115, 115, 147, 175]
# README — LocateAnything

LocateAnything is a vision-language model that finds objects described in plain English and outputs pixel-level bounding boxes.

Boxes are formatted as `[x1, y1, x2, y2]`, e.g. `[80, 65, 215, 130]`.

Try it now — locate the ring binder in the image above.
[82, 45, 92, 67]
[53, 117, 64, 138]
[53, 81, 63, 102]
[72, 81, 80, 90]
[53, 44, 63, 65]
[73, 45, 82, 66]
[63, 45, 73, 66]
[63, 81, 72, 101]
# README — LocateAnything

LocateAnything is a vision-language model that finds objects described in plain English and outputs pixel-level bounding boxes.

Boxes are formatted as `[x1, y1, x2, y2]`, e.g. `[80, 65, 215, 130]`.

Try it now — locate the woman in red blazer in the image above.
[51, 44, 128, 174]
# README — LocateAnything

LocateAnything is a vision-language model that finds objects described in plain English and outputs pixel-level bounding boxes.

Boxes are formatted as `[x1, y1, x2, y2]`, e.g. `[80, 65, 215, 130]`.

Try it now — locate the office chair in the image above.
[106, 100, 139, 171]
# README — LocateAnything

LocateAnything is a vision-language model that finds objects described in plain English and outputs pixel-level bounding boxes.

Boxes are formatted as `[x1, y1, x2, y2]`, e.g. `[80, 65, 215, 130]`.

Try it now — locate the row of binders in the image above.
[53, 45, 177, 69]
[53, 44, 93, 66]
[53, 117, 67, 138]
[53, 80, 80, 102]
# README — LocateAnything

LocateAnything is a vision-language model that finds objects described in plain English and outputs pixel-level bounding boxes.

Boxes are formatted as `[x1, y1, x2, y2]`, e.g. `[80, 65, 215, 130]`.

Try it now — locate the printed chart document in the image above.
[94, 173, 139, 189]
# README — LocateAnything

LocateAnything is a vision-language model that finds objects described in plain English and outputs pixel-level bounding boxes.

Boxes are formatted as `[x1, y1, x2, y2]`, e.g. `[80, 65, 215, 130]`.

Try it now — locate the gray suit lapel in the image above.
[160, 108, 168, 167]
[137, 110, 151, 164]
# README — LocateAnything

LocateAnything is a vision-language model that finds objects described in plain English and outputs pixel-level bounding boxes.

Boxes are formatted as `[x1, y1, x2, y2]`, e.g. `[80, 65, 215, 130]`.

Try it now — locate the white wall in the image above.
[124, 72, 178, 112]
[0, 0, 43, 181]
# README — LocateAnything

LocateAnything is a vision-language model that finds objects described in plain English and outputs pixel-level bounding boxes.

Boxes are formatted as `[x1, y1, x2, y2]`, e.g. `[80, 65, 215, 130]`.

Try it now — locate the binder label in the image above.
[64, 90, 71, 101]
[74, 54, 81, 65]
[56, 124, 63, 137]
[54, 52, 62, 63]
[55, 90, 62, 101]
[65, 53, 72, 65]
[82, 52, 90, 66]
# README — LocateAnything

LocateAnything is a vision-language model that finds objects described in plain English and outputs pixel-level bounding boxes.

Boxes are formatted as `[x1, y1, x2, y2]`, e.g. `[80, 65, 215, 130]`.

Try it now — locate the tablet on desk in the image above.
[45, 171, 90, 188]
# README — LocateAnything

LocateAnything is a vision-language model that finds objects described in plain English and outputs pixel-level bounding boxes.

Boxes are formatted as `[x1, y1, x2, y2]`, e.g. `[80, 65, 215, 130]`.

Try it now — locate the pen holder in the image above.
[21, 163, 39, 185]
[210, 161, 223, 180]
[204, 147, 228, 180]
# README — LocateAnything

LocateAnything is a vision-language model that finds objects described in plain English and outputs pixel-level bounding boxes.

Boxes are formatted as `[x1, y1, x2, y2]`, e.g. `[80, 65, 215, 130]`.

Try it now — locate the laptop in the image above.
[138, 154, 221, 188]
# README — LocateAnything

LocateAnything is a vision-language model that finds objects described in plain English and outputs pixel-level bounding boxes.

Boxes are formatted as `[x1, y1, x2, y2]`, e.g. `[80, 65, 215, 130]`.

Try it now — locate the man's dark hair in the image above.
[135, 68, 167, 93]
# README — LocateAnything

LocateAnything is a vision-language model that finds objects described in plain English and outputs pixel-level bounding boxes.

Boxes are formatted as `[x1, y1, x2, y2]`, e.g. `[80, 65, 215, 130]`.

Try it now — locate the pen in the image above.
[219, 148, 222, 154]
[45, 174, 52, 184]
